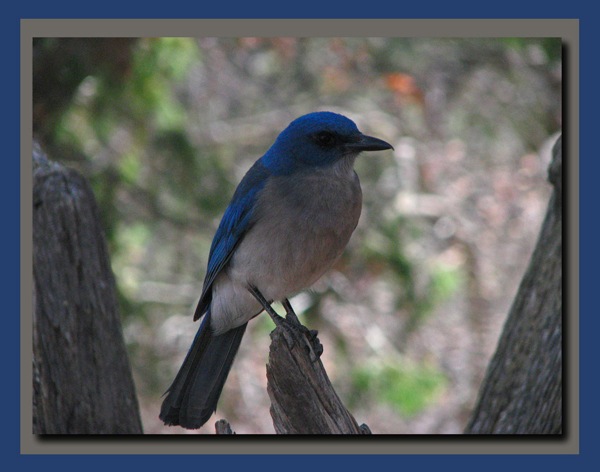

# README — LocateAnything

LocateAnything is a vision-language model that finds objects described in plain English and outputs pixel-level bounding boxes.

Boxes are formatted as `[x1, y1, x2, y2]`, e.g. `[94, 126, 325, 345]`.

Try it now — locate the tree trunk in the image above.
[465, 135, 562, 434]
[32, 144, 143, 434]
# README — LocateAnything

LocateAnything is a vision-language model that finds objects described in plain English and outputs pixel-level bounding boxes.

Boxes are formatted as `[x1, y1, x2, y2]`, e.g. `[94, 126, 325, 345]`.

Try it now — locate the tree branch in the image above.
[266, 319, 370, 434]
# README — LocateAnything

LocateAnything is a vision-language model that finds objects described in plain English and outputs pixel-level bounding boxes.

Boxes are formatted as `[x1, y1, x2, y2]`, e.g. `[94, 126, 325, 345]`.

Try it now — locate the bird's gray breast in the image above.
[228, 161, 363, 300]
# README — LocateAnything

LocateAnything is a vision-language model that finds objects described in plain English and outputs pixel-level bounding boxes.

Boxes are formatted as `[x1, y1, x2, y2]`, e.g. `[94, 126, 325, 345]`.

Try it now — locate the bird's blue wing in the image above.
[193, 160, 271, 321]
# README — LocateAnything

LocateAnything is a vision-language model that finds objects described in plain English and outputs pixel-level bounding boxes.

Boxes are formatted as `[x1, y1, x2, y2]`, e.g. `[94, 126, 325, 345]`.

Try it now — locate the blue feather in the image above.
[193, 159, 271, 320]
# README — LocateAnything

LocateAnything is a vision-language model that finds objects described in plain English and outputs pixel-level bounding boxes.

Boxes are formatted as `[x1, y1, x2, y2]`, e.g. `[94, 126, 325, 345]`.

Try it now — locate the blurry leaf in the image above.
[352, 360, 447, 417]
[118, 151, 141, 185]
[430, 264, 463, 303]
[412, 263, 464, 326]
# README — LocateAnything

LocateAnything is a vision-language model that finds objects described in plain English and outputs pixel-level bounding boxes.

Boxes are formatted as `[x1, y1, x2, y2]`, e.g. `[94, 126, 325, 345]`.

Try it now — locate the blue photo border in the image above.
[7, 2, 594, 470]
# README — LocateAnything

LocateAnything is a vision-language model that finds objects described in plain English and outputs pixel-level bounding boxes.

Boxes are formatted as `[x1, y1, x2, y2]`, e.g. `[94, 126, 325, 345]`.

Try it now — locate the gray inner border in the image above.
[21, 18, 579, 455]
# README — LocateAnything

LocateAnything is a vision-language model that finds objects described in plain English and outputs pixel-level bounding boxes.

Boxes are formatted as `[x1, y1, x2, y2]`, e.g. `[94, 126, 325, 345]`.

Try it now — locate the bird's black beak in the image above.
[346, 134, 394, 152]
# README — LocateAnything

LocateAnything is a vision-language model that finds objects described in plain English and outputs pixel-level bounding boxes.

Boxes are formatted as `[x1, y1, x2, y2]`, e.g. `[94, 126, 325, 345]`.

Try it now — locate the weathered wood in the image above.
[33, 144, 143, 434]
[465, 135, 563, 434]
[266, 320, 370, 434]
[215, 419, 235, 434]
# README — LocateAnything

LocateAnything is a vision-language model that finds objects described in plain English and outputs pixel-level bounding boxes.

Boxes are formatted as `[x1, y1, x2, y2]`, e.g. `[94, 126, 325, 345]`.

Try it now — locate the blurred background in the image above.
[32, 37, 561, 434]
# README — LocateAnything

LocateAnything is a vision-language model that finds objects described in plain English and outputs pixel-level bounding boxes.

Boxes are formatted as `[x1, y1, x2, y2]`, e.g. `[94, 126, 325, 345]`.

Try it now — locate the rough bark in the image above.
[266, 320, 371, 434]
[465, 135, 563, 434]
[32, 144, 143, 434]
[215, 419, 235, 434]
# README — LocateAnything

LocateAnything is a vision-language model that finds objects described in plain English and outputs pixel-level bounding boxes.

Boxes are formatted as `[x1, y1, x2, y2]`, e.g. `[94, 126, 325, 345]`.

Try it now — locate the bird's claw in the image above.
[248, 287, 323, 359]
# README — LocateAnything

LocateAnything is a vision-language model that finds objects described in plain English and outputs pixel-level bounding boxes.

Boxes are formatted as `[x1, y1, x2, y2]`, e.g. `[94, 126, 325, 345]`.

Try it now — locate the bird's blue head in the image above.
[261, 111, 393, 175]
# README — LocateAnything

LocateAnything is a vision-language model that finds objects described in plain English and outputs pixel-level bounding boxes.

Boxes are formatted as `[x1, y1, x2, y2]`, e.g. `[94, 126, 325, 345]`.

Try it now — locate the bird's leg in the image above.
[282, 298, 301, 326]
[248, 286, 323, 359]
[247, 285, 285, 326]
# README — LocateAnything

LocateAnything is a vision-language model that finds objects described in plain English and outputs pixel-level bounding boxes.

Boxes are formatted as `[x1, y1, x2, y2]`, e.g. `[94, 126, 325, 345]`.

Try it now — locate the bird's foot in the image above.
[305, 328, 323, 358]
[277, 319, 323, 361]
[281, 298, 323, 358]
[248, 286, 323, 359]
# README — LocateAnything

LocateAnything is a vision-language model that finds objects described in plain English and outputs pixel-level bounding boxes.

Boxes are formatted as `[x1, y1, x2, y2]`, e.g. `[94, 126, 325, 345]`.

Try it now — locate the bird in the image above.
[159, 111, 393, 429]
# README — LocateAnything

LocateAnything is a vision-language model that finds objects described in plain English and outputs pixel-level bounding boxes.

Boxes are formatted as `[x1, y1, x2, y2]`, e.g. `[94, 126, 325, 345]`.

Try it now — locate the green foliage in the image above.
[363, 216, 463, 334]
[127, 38, 199, 128]
[501, 37, 562, 62]
[112, 223, 151, 290]
[351, 359, 447, 417]
[413, 263, 465, 328]
[429, 263, 464, 307]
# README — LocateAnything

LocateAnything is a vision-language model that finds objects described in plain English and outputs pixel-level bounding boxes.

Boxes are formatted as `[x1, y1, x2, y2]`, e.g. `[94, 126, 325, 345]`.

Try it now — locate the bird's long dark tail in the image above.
[159, 313, 248, 429]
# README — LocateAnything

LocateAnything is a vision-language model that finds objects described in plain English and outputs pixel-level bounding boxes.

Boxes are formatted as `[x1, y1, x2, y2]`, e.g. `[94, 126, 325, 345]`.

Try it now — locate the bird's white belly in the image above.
[209, 167, 362, 334]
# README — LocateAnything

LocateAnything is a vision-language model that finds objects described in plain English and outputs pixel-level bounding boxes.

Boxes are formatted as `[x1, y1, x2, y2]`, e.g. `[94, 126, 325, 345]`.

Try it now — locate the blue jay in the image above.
[160, 111, 393, 429]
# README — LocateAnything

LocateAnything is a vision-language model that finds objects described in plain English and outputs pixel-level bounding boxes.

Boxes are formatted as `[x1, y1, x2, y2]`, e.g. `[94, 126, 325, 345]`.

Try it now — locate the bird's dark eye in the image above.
[314, 131, 337, 147]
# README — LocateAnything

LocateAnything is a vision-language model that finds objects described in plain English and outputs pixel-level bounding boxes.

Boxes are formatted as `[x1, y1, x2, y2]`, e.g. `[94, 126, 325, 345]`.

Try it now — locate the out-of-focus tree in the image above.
[465, 136, 562, 434]
[33, 37, 561, 434]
